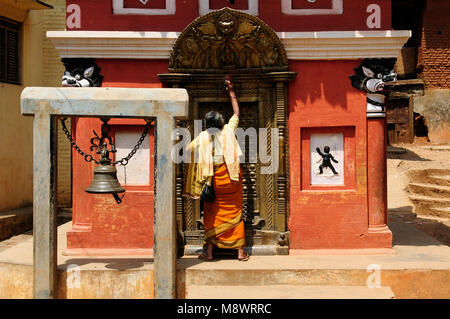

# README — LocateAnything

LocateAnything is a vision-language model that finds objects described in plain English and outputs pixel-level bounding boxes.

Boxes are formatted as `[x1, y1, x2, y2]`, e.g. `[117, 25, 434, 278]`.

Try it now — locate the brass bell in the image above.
[86, 163, 125, 204]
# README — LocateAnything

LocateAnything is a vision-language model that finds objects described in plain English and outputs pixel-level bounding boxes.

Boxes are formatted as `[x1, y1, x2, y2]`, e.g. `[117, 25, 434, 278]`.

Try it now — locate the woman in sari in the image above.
[184, 79, 249, 261]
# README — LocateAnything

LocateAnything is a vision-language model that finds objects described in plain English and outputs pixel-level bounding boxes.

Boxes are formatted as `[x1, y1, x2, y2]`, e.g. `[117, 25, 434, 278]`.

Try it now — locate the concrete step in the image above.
[408, 194, 450, 218]
[408, 182, 450, 198]
[428, 207, 450, 218]
[416, 145, 450, 152]
[0, 207, 33, 241]
[187, 285, 395, 299]
[429, 174, 450, 186]
[407, 169, 450, 185]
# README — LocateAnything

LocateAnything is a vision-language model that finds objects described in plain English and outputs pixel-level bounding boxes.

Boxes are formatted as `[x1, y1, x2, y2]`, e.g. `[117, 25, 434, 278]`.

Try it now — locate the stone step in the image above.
[186, 285, 395, 299]
[428, 207, 450, 218]
[416, 145, 450, 152]
[408, 182, 450, 198]
[0, 207, 33, 241]
[408, 194, 450, 218]
[429, 174, 450, 186]
[407, 169, 450, 185]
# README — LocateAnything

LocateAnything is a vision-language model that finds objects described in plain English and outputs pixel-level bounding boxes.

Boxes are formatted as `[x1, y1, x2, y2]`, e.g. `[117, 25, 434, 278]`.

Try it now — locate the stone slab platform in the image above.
[0, 207, 32, 241]
[187, 285, 395, 299]
[0, 220, 449, 299]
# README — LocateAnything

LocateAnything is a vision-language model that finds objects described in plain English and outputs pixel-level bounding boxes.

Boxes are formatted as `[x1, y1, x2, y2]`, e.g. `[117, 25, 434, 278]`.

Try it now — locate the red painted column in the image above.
[71, 117, 97, 231]
[367, 117, 389, 232]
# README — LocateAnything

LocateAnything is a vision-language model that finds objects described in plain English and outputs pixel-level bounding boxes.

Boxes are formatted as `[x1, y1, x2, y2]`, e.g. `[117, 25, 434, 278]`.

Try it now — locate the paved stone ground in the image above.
[0, 231, 32, 254]
[0, 209, 71, 254]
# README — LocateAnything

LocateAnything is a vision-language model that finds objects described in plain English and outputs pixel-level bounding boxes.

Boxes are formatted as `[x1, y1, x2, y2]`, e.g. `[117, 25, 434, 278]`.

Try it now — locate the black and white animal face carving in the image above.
[61, 58, 103, 87]
[350, 58, 397, 95]
[62, 66, 95, 87]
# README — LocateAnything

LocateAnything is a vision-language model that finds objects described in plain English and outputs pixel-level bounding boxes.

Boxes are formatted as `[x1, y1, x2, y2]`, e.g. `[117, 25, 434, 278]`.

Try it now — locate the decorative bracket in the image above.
[350, 58, 397, 118]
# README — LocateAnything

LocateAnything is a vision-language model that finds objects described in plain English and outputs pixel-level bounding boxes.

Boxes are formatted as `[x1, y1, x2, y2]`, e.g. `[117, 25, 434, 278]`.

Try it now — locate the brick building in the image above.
[389, 0, 449, 144]
[413, 0, 450, 144]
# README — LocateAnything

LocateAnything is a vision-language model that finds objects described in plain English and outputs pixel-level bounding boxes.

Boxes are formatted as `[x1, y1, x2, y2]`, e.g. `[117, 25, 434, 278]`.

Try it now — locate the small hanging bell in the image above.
[86, 141, 124, 204]
[86, 163, 125, 204]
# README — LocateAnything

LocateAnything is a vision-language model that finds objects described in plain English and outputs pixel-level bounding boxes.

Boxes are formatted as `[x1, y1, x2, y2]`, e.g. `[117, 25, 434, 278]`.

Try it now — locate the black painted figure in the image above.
[316, 146, 339, 175]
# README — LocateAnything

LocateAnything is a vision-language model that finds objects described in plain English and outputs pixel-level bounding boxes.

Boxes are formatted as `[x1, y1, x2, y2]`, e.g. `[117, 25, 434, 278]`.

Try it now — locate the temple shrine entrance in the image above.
[159, 8, 296, 255]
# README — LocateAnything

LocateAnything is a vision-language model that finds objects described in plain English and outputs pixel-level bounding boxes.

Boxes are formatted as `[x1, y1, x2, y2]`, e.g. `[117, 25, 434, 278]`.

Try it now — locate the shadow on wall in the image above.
[289, 60, 364, 111]
[96, 59, 169, 87]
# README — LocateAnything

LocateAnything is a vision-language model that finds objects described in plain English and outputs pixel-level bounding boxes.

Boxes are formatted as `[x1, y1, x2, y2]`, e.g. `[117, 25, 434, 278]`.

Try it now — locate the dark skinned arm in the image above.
[225, 79, 239, 118]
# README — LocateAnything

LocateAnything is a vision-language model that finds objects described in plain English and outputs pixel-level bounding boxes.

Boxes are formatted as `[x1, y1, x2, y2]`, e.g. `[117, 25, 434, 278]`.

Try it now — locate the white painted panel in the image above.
[115, 130, 150, 185]
[310, 133, 344, 185]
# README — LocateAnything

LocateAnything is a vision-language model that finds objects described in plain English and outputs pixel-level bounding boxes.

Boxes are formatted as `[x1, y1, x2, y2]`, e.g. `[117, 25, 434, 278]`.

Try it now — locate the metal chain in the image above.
[60, 118, 100, 165]
[60, 118, 152, 166]
[117, 164, 127, 202]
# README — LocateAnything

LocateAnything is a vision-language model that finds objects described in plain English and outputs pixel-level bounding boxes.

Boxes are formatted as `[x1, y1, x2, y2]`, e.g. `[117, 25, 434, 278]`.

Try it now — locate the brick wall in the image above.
[43, 0, 66, 87]
[43, 1, 72, 207]
[418, 0, 450, 89]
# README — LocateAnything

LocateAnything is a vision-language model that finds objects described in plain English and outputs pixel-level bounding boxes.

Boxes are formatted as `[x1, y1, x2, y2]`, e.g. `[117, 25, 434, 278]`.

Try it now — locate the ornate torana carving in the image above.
[350, 58, 397, 118]
[169, 8, 288, 73]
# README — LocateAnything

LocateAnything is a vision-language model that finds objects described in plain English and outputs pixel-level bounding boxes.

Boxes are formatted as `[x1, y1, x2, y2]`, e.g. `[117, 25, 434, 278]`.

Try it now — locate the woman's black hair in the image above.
[204, 111, 224, 130]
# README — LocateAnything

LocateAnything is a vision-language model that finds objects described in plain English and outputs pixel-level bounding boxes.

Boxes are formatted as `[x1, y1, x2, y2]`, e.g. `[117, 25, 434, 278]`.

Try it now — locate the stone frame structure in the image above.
[21, 87, 188, 299]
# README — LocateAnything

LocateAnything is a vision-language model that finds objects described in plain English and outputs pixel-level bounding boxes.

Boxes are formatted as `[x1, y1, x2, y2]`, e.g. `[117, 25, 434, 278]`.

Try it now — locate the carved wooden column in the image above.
[275, 82, 287, 222]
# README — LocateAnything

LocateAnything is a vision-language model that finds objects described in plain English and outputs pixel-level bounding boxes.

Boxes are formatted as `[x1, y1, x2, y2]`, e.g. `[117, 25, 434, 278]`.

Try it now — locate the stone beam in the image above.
[21, 87, 189, 299]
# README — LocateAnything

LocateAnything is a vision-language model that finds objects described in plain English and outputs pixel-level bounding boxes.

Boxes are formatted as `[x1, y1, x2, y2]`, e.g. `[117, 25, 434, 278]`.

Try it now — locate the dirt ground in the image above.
[387, 143, 450, 246]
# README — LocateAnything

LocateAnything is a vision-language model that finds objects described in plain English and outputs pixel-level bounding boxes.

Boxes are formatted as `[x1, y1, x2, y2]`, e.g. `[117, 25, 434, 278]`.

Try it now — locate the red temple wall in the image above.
[69, 59, 390, 252]
[66, 0, 391, 32]
[64, 0, 395, 252]
[67, 60, 168, 252]
[288, 60, 379, 249]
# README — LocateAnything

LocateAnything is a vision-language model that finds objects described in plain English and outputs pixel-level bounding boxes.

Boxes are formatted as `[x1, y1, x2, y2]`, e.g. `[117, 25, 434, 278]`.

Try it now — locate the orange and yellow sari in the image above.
[184, 114, 245, 250]
[203, 163, 245, 249]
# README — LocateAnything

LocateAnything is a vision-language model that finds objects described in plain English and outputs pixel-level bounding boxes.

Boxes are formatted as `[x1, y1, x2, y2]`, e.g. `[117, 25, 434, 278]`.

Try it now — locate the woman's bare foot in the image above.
[199, 243, 213, 261]
[238, 248, 249, 261]
[198, 242, 214, 260]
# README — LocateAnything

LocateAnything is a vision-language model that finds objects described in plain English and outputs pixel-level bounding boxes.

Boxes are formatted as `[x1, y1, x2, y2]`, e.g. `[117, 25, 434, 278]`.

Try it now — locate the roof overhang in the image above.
[0, 0, 53, 22]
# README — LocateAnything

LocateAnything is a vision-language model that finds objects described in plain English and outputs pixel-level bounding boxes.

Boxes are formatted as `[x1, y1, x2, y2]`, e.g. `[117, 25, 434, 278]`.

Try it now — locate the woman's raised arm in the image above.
[225, 79, 239, 118]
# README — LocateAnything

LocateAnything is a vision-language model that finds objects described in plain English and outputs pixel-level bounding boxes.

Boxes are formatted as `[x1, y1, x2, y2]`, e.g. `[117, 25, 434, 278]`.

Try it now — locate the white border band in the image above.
[282, 0, 343, 15]
[113, 0, 176, 15]
[198, 0, 258, 16]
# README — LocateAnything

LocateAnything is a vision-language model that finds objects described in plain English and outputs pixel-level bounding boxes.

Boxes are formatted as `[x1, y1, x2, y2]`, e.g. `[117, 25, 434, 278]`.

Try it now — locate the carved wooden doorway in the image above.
[158, 8, 296, 255]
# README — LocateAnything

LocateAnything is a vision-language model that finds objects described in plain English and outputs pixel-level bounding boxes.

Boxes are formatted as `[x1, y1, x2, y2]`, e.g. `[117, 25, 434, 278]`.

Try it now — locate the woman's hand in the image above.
[225, 79, 234, 93]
